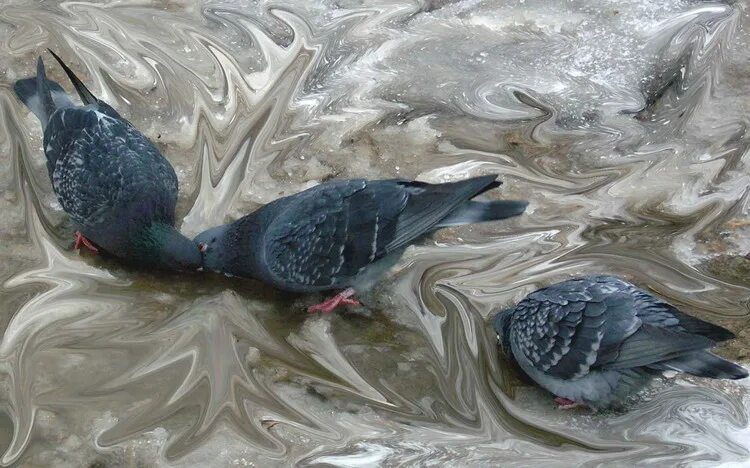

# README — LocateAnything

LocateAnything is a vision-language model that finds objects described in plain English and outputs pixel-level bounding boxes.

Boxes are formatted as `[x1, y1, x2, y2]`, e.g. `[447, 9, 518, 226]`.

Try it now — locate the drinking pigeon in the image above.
[14, 51, 201, 270]
[195, 175, 527, 312]
[493, 275, 748, 409]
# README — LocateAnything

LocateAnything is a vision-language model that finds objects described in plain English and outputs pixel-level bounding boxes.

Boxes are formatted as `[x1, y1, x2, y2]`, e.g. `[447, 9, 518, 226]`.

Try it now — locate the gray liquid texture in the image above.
[0, 0, 749, 466]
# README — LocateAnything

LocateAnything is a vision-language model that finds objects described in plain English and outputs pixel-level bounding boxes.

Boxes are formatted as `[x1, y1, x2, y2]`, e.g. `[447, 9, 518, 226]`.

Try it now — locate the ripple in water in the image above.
[0, 0, 749, 466]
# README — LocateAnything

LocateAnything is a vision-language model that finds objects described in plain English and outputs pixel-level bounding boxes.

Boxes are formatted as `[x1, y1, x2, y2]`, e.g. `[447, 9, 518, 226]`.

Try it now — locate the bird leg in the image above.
[553, 396, 586, 410]
[73, 231, 99, 253]
[307, 288, 360, 313]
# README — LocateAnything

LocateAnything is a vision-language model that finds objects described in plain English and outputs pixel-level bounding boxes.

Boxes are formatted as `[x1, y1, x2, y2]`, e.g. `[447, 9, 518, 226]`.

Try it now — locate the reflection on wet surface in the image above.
[0, 0, 748, 465]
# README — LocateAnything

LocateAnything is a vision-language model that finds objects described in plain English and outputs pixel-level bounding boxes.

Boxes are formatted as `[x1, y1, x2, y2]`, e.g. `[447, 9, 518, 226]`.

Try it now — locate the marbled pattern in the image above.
[0, 0, 749, 466]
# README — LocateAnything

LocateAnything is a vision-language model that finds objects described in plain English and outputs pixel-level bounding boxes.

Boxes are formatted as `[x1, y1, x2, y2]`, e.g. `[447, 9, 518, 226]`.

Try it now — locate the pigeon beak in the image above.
[198, 242, 208, 253]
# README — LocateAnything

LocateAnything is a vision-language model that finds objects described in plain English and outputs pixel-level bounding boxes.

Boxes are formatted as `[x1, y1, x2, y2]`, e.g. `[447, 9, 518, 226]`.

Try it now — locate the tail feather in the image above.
[14, 57, 72, 130]
[383, 175, 504, 251]
[471, 177, 502, 196]
[47, 49, 99, 106]
[36, 57, 56, 121]
[650, 351, 748, 380]
[663, 306, 736, 342]
[437, 200, 528, 227]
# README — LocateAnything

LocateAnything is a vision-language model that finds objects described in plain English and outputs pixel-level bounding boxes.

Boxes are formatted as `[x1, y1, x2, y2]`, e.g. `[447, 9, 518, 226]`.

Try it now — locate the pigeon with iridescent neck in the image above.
[14, 51, 201, 270]
[195, 175, 527, 312]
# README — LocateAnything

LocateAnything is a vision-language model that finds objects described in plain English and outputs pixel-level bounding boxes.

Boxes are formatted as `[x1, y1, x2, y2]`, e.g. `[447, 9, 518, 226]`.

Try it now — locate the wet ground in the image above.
[0, 0, 749, 466]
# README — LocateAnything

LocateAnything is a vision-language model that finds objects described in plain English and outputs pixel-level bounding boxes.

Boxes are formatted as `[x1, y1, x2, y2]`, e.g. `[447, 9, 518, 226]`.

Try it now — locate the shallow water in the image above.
[0, 0, 749, 466]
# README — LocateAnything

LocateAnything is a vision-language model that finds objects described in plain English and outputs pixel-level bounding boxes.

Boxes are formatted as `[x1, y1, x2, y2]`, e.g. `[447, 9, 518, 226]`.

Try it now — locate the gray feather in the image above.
[494, 276, 746, 408]
[47, 48, 99, 106]
[195, 175, 527, 293]
[13, 57, 73, 130]
[14, 52, 200, 271]
[650, 351, 748, 380]
[436, 200, 528, 227]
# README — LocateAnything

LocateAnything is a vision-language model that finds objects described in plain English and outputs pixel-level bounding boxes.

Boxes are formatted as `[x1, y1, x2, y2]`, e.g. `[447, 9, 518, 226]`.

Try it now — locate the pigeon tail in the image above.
[437, 200, 528, 227]
[47, 49, 99, 105]
[652, 351, 748, 380]
[13, 57, 72, 130]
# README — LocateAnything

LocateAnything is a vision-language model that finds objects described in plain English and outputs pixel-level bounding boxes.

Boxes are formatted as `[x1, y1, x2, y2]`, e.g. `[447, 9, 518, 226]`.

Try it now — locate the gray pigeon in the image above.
[494, 275, 747, 409]
[14, 51, 201, 270]
[195, 175, 527, 312]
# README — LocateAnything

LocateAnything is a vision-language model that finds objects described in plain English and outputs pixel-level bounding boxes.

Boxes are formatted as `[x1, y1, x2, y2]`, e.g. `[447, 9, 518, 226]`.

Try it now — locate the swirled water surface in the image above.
[0, 0, 749, 466]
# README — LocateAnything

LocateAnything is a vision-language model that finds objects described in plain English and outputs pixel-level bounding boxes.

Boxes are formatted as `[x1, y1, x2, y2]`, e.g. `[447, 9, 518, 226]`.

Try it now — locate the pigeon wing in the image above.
[262, 179, 407, 289]
[262, 176, 502, 290]
[44, 107, 178, 229]
[510, 277, 642, 380]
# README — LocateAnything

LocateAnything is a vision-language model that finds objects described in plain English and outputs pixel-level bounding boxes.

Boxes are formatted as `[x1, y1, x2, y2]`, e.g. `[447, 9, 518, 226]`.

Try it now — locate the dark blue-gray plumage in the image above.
[14, 51, 201, 270]
[195, 175, 527, 312]
[494, 275, 747, 409]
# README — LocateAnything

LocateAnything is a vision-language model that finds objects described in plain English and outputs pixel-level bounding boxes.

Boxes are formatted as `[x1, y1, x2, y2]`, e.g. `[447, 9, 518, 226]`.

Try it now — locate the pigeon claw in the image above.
[73, 231, 99, 253]
[553, 396, 585, 410]
[307, 288, 360, 314]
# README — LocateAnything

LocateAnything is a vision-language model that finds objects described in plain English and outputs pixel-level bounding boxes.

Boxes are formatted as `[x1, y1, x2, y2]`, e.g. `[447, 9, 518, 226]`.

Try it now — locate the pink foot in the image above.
[307, 288, 360, 314]
[554, 397, 585, 410]
[73, 231, 99, 253]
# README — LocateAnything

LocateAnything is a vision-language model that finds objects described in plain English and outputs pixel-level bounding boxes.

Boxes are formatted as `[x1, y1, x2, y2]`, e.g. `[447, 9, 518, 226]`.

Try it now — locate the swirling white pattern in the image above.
[0, 0, 748, 465]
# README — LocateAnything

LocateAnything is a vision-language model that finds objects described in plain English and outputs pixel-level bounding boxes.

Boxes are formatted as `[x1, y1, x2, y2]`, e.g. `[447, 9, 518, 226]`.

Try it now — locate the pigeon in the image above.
[195, 175, 528, 312]
[14, 51, 201, 271]
[493, 275, 748, 409]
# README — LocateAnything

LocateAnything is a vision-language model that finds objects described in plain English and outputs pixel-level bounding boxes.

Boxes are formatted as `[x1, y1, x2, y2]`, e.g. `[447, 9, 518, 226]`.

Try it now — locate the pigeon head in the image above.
[194, 225, 230, 272]
[493, 308, 514, 355]
[137, 223, 203, 271]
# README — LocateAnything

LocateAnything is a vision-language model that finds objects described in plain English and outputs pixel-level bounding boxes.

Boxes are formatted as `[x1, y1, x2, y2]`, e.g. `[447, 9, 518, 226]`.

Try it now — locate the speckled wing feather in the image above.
[509, 276, 714, 380]
[262, 176, 500, 290]
[43, 106, 178, 231]
[262, 179, 407, 289]
[619, 278, 736, 341]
